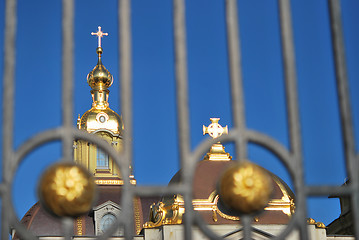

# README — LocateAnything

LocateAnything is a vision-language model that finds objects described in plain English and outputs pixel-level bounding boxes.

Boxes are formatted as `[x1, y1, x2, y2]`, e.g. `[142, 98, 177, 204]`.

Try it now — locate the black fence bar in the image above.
[242, 215, 252, 239]
[224, 2, 252, 238]
[61, 0, 75, 237]
[119, 0, 133, 170]
[306, 184, 352, 196]
[278, 0, 308, 239]
[61, 0, 74, 163]
[173, 0, 191, 165]
[278, 1, 302, 158]
[328, 0, 358, 238]
[1, 0, 17, 239]
[225, 0, 247, 160]
[62, 217, 73, 240]
[173, 0, 193, 239]
[328, 0, 356, 162]
[118, 0, 135, 238]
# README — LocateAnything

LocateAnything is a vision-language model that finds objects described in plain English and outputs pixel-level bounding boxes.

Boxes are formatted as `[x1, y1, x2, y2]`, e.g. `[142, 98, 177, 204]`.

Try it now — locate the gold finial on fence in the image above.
[38, 162, 97, 217]
[219, 161, 273, 214]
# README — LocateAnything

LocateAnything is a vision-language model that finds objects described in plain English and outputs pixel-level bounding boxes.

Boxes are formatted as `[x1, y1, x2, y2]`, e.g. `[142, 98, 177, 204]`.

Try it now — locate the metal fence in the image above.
[1, 0, 357, 239]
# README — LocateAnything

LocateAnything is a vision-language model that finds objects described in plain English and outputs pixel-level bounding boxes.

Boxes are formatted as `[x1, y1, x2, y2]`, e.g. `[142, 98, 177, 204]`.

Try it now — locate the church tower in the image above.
[12, 27, 144, 239]
[71, 27, 139, 235]
[74, 27, 132, 184]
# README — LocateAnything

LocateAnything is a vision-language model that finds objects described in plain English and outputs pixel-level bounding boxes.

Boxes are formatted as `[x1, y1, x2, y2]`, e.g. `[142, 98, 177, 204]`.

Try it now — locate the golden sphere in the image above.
[307, 218, 316, 224]
[38, 162, 97, 217]
[219, 161, 273, 214]
[316, 222, 326, 229]
[87, 62, 113, 90]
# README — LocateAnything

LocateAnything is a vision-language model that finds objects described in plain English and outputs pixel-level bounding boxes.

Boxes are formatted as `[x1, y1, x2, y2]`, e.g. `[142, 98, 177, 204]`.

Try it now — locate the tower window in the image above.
[100, 213, 117, 233]
[97, 148, 109, 169]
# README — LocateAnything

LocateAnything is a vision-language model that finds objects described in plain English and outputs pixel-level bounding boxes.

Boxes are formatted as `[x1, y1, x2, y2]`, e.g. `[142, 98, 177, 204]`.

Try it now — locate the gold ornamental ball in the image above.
[219, 161, 273, 214]
[38, 162, 97, 217]
[316, 222, 326, 229]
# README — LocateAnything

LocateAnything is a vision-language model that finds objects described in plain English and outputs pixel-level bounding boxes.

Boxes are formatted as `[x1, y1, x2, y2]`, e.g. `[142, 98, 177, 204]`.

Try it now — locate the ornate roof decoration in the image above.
[203, 118, 231, 161]
[78, 26, 123, 135]
[144, 119, 295, 228]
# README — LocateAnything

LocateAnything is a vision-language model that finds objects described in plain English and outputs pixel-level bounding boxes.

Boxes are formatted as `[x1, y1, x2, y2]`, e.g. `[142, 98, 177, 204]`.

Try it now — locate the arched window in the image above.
[100, 213, 116, 233]
[97, 148, 109, 169]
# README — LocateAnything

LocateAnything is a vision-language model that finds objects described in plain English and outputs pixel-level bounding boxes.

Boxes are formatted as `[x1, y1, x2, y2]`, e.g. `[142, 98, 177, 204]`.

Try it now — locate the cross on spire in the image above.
[91, 26, 108, 48]
[203, 118, 228, 139]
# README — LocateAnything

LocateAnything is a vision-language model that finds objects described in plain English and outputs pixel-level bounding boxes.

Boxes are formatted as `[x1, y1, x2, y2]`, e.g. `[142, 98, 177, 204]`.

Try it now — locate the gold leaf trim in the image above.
[133, 198, 142, 234]
[95, 179, 137, 185]
[76, 217, 83, 236]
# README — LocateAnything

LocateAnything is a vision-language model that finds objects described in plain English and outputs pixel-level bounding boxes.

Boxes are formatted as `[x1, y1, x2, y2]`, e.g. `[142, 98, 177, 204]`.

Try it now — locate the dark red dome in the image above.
[168, 160, 295, 225]
[14, 185, 159, 239]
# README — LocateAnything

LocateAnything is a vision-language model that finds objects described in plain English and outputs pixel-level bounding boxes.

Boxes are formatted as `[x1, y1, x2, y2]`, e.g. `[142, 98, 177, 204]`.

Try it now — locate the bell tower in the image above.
[74, 26, 133, 185]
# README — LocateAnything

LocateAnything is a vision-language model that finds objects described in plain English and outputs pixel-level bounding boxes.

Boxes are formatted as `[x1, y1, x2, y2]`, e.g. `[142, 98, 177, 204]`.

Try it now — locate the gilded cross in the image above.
[91, 26, 108, 48]
[203, 118, 228, 139]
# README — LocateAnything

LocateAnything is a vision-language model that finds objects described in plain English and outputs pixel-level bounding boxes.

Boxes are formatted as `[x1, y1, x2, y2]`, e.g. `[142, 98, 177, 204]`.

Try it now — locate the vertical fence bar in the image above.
[119, 0, 134, 238]
[225, 0, 247, 161]
[241, 215, 252, 239]
[62, 217, 73, 240]
[278, 0, 301, 163]
[61, 0, 74, 164]
[61, 0, 74, 238]
[173, 0, 191, 162]
[119, 0, 133, 167]
[278, 0, 308, 239]
[328, 0, 359, 238]
[1, 0, 17, 239]
[173, 0, 192, 239]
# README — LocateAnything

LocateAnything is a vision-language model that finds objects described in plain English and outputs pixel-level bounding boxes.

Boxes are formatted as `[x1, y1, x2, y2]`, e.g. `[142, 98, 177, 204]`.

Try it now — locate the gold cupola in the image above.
[78, 26, 123, 135]
[74, 26, 128, 184]
[87, 47, 113, 109]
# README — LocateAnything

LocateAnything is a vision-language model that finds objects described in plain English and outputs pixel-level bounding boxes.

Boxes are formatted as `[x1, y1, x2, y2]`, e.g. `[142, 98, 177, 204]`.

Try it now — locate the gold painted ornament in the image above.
[219, 161, 273, 214]
[38, 162, 97, 217]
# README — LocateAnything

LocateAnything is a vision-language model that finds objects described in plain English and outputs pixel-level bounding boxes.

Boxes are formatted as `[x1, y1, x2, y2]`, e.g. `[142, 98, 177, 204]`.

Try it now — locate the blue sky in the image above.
[0, 0, 359, 230]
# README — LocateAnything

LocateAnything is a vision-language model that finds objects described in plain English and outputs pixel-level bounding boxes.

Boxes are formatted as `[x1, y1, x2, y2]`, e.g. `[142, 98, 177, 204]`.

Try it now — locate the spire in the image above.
[77, 114, 81, 129]
[87, 26, 113, 109]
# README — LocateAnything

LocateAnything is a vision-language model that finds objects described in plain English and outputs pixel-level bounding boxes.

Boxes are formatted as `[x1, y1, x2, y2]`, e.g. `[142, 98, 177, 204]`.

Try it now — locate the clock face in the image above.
[96, 112, 109, 124]
[99, 115, 106, 123]
[100, 213, 116, 233]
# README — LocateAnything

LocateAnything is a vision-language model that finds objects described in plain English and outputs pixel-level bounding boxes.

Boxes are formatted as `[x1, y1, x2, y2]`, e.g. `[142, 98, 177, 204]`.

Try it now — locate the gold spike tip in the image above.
[38, 162, 97, 218]
[96, 47, 103, 55]
[218, 161, 273, 215]
[307, 218, 316, 225]
[315, 222, 326, 229]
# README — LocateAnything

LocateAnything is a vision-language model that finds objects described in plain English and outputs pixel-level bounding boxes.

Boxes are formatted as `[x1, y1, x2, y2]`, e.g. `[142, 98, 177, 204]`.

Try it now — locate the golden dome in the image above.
[79, 107, 123, 135]
[79, 108, 123, 135]
[79, 30, 123, 135]
[87, 47, 113, 90]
